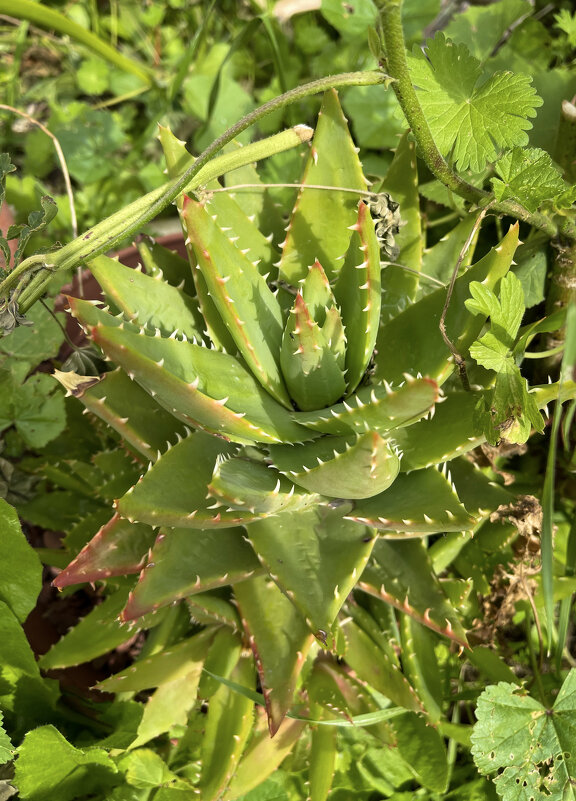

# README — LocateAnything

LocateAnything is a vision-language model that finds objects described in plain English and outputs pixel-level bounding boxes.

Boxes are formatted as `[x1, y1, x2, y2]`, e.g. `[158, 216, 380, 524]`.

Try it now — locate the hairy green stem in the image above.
[4, 70, 387, 312]
[379, 0, 572, 241]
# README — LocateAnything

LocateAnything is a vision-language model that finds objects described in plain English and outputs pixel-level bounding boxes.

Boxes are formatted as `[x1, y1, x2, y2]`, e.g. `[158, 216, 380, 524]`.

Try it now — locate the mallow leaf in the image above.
[471, 672, 576, 801]
[492, 147, 576, 212]
[408, 33, 543, 171]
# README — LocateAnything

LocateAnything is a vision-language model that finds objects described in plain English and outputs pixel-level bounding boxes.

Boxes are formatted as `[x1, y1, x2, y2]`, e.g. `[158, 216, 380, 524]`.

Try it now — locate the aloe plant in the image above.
[34, 91, 574, 801]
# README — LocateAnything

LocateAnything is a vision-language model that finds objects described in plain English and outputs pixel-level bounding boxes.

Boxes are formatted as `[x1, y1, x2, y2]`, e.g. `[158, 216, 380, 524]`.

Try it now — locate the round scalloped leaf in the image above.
[269, 431, 400, 499]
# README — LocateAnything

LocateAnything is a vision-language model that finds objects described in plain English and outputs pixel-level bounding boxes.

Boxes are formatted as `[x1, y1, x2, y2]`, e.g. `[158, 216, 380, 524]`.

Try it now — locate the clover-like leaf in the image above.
[408, 34, 543, 172]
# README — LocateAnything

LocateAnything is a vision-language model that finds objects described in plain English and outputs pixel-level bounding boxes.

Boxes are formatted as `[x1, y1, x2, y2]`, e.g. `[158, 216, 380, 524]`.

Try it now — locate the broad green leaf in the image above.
[444, 0, 532, 60]
[121, 526, 262, 621]
[12, 195, 58, 266]
[118, 749, 180, 790]
[53, 514, 157, 589]
[293, 377, 438, 436]
[199, 656, 255, 801]
[321, 0, 377, 39]
[97, 630, 214, 693]
[88, 254, 205, 340]
[0, 499, 42, 622]
[0, 371, 66, 449]
[183, 197, 290, 408]
[466, 271, 525, 345]
[408, 34, 543, 171]
[56, 366, 187, 462]
[333, 201, 382, 391]
[393, 712, 449, 793]
[492, 147, 574, 211]
[89, 323, 310, 445]
[359, 539, 468, 646]
[246, 505, 375, 648]
[269, 432, 400, 499]
[235, 576, 315, 735]
[279, 90, 367, 285]
[345, 467, 476, 534]
[14, 726, 117, 801]
[374, 224, 519, 385]
[471, 672, 576, 800]
[0, 712, 13, 765]
[223, 712, 305, 800]
[39, 587, 137, 669]
[0, 300, 64, 364]
[379, 132, 422, 321]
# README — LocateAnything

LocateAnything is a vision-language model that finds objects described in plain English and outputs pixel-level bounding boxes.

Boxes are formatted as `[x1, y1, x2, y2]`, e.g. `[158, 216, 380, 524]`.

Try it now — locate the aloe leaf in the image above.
[235, 576, 315, 735]
[199, 656, 255, 801]
[393, 391, 482, 469]
[341, 618, 424, 712]
[138, 238, 196, 297]
[345, 466, 476, 534]
[420, 213, 479, 294]
[359, 539, 468, 646]
[96, 629, 215, 693]
[187, 593, 241, 631]
[88, 254, 205, 341]
[280, 268, 347, 410]
[121, 526, 262, 621]
[223, 711, 305, 799]
[117, 431, 261, 530]
[208, 456, 319, 515]
[246, 505, 376, 647]
[52, 514, 157, 589]
[88, 323, 311, 444]
[279, 90, 367, 285]
[183, 197, 290, 408]
[198, 626, 243, 699]
[333, 201, 382, 393]
[374, 223, 520, 384]
[293, 376, 438, 436]
[379, 133, 422, 321]
[309, 722, 337, 801]
[197, 186, 276, 279]
[399, 616, 444, 723]
[269, 431, 400, 499]
[129, 661, 204, 750]
[55, 366, 186, 462]
[39, 587, 140, 670]
[448, 457, 513, 519]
